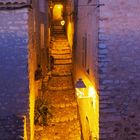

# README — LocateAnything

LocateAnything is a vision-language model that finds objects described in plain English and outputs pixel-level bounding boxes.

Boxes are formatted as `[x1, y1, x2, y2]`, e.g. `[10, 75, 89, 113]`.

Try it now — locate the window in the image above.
[86, 34, 91, 74]
[82, 33, 90, 74]
[39, 0, 46, 13]
[82, 34, 87, 68]
[40, 24, 45, 48]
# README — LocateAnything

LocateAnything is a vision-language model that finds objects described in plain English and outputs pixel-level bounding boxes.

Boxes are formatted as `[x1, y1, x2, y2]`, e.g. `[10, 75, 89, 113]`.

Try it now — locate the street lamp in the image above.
[60, 20, 65, 26]
[75, 78, 86, 97]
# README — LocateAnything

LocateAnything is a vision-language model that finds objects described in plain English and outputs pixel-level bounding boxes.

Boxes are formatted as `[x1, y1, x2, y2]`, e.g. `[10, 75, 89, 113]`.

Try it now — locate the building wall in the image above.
[28, 7, 36, 140]
[74, 0, 99, 139]
[0, 8, 29, 139]
[0, 1, 49, 139]
[28, 0, 49, 139]
[75, 0, 99, 86]
[33, 0, 49, 74]
[0, 115, 26, 139]
[66, 0, 75, 50]
[99, 0, 140, 139]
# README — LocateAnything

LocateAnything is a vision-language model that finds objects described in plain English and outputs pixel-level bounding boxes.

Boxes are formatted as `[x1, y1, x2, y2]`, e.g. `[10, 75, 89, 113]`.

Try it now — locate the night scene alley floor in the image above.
[34, 35, 82, 140]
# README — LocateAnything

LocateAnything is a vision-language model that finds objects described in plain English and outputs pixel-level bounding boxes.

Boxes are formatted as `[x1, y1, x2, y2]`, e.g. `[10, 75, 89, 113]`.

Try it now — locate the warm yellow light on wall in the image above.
[75, 77, 99, 139]
[53, 4, 63, 20]
[29, 85, 35, 140]
[23, 116, 27, 140]
[57, 5, 61, 9]
[88, 87, 96, 97]
[67, 22, 74, 49]
[88, 87, 97, 110]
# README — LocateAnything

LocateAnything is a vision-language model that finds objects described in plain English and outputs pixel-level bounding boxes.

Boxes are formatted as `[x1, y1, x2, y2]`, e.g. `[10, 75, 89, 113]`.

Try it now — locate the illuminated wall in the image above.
[66, 0, 75, 49]
[28, 0, 49, 139]
[67, 22, 74, 49]
[53, 4, 63, 20]
[77, 81, 99, 139]
[74, 0, 99, 139]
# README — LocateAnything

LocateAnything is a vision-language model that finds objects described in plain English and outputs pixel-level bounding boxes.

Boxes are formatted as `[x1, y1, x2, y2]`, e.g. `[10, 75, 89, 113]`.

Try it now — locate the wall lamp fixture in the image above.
[75, 78, 86, 97]
[75, 78, 86, 88]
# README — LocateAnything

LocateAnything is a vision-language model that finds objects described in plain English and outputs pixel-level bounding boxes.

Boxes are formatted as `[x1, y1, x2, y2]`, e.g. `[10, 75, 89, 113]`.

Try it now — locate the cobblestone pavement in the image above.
[34, 36, 82, 140]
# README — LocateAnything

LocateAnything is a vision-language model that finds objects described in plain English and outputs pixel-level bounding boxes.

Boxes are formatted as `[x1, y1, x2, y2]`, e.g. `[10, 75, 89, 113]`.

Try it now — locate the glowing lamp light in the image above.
[75, 79, 86, 97]
[88, 87, 96, 97]
[57, 5, 61, 9]
[61, 20, 65, 26]
[89, 87, 97, 109]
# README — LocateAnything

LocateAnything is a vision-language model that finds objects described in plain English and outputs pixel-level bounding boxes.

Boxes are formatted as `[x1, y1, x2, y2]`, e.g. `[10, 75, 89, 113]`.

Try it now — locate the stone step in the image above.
[53, 35, 66, 39]
[53, 64, 72, 70]
[44, 91, 77, 107]
[52, 46, 70, 50]
[53, 54, 72, 59]
[54, 39, 68, 42]
[53, 42, 68, 45]
[47, 86, 73, 91]
[51, 65, 72, 76]
[48, 76, 73, 87]
[51, 72, 72, 76]
[51, 101, 77, 108]
[52, 31, 65, 35]
[47, 75, 73, 86]
[48, 107, 78, 123]
[34, 37, 81, 140]
[53, 44, 69, 48]
[51, 45, 70, 49]
[35, 120, 81, 140]
[51, 49, 71, 54]
[54, 59, 72, 65]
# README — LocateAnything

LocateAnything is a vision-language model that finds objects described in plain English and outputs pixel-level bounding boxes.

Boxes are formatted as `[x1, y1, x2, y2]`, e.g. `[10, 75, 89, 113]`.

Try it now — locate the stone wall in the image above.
[99, 0, 140, 139]
[0, 1, 49, 139]
[0, 9, 29, 139]
[0, 115, 25, 140]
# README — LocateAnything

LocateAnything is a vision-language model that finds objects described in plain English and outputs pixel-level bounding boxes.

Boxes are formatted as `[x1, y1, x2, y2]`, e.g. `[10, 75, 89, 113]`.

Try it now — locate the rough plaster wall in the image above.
[66, 0, 74, 50]
[34, 0, 49, 74]
[75, 0, 99, 86]
[28, 0, 49, 139]
[28, 7, 36, 140]
[99, 0, 140, 139]
[0, 9, 29, 139]
[74, 0, 99, 139]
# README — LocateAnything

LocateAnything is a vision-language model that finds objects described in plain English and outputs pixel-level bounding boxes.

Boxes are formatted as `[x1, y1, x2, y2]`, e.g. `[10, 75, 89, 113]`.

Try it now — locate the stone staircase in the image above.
[52, 24, 65, 36]
[34, 36, 81, 140]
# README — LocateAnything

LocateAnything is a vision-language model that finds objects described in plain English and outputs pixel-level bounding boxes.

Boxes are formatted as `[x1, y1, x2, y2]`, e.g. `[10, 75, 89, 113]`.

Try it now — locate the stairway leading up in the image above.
[35, 36, 82, 140]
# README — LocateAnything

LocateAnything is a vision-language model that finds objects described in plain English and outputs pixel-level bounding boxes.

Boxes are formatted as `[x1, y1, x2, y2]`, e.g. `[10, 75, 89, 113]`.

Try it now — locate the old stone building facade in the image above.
[98, 0, 140, 139]
[74, 0, 140, 140]
[0, 0, 49, 139]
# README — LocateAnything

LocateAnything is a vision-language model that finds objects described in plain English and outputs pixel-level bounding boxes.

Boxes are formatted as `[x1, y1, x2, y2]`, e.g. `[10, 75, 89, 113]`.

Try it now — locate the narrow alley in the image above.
[34, 35, 81, 140]
[1, 0, 140, 140]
